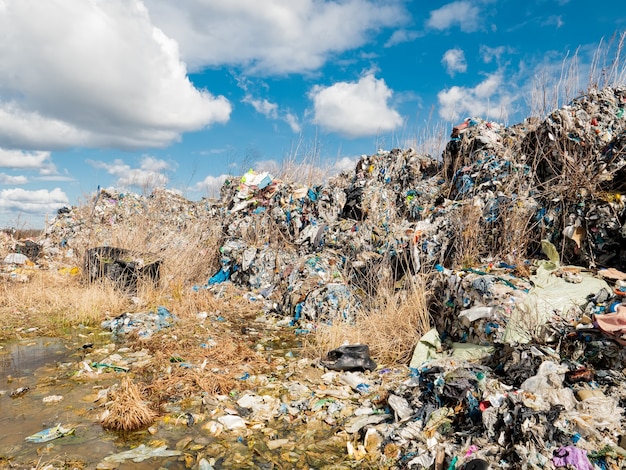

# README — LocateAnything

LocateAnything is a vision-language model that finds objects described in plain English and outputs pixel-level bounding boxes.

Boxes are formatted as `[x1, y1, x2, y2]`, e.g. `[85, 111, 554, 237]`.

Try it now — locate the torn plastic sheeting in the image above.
[208, 267, 231, 285]
[574, 394, 624, 432]
[299, 283, 357, 323]
[409, 328, 494, 369]
[240, 170, 273, 190]
[552, 446, 594, 470]
[84, 246, 162, 292]
[25, 424, 75, 443]
[102, 444, 182, 463]
[503, 262, 610, 344]
[593, 306, 626, 345]
[3, 253, 28, 264]
[410, 220, 439, 271]
[519, 361, 578, 412]
[458, 305, 497, 326]
[343, 413, 391, 434]
[322, 344, 377, 372]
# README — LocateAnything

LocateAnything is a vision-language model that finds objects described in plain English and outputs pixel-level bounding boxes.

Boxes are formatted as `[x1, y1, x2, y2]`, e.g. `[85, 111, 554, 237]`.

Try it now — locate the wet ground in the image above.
[0, 326, 359, 470]
[0, 335, 120, 468]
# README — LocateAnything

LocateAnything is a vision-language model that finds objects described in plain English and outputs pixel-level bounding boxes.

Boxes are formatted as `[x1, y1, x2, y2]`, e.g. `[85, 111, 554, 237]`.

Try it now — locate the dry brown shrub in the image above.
[101, 376, 156, 431]
[146, 367, 238, 404]
[305, 275, 431, 366]
[141, 333, 268, 403]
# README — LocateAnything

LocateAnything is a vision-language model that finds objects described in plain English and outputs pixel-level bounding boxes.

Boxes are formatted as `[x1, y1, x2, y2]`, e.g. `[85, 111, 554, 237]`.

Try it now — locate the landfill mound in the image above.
[30, 86, 626, 339]
[6, 86, 626, 468]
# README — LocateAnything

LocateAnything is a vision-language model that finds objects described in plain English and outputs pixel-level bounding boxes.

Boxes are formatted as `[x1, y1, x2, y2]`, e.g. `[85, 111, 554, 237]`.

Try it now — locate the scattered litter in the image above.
[42, 395, 64, 404]
[3, 253, 28, 265]
[5, 85, 626, 469]
[322, 344, 377, 371]
[102, 444, 182, 463]
[10, 386, 29, 398]
[101, 306, 176, 339]
[25, 424, 75, 443]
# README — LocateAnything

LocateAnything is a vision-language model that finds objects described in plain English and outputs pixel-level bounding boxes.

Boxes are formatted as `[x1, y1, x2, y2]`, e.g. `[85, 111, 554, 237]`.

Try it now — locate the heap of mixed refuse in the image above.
[5, 86, 626, 469]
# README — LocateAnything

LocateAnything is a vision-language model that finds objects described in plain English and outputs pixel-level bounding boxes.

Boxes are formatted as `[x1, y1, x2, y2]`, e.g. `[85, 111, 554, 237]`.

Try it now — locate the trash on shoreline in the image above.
[25, 424, 75, 443]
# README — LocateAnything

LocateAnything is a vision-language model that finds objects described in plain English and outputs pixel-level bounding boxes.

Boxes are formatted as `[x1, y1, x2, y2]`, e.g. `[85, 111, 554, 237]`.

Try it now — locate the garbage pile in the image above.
[523, 86, 626, 269]
[43, 187, 220, 255]
[21, 86, 626, 334]
[6, 86, 626, 468]
[202, 151, 444, 325]
[162, 87, 626, 467]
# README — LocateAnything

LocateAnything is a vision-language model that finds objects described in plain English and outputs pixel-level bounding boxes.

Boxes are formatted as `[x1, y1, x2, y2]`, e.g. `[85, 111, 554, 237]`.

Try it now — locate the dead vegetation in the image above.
[69, 188, 224, 289]
[0, 270, 133, 340]
[305, 274, 431, 366]
[101, 376, 157, 431]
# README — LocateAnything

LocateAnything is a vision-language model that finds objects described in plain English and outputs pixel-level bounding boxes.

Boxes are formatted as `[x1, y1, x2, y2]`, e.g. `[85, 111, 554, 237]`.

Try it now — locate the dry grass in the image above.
[0, 270, 132, 340]
[0, 187, 228, 340]
[304, 275, 431, 366]
[496, 199, 538, 276]
[450, 203, 483, 268]
[65, 189, 224, 290]
[101, 376, 157, 431]
[126, 287, 270, 402]
[528, 32, 626, 120]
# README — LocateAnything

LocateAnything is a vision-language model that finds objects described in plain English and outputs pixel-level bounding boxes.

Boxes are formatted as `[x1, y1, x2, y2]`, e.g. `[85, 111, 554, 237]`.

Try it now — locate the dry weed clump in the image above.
[101, 376, 156, 431]
[305, 275, 431, 366]
[495, 199, 539, 275]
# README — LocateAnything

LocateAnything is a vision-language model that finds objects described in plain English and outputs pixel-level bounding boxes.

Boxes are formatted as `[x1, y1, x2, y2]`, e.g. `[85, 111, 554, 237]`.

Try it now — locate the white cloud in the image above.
[309, 73, 404, 138]
[542, 15, 564, 29]
[0, 0, 231, 151]
[284, 112, 302, 133]
[427, 1, 481, 33]
[0, 173, 27, 185]
[35, 175, 75, 182]
[243, 95, 302, 133]
[88, 156, 172, 188]
[442, 48, 467, 76]
[437, 72, 514, 121]
[0, 149, 51, 169]
[193, 174, 230, 197]
[243, 96, 279, 119]
[384, 29, 422, 47]
[0, 148, 58, 176]
[143, 0, 408, 74]
[0, 187, 68, 214]
[480, 45, 513, 64]
[141, 156, 172, 172]
[331, 156, 359, 174]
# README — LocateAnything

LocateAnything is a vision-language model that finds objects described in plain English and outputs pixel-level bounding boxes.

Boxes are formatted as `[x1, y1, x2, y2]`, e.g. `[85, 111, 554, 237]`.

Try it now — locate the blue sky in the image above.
[0, 0, 624, 229]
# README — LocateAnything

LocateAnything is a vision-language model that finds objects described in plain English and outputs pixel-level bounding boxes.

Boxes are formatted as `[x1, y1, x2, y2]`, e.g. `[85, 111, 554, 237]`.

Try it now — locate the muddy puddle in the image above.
[0, 327, 355, 469]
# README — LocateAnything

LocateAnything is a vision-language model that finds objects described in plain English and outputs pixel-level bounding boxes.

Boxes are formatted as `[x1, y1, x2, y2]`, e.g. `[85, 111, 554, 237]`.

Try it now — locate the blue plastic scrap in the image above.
[208, 267, 231, 285]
